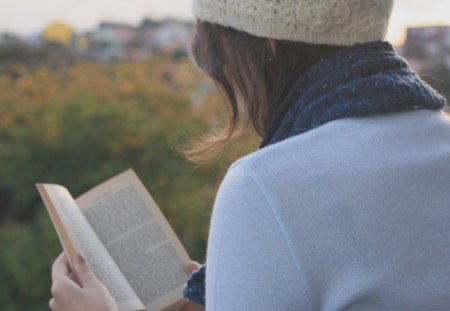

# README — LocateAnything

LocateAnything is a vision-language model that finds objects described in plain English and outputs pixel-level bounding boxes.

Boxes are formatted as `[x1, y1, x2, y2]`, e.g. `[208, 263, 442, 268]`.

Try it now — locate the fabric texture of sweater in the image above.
[205, 108, 450, 310]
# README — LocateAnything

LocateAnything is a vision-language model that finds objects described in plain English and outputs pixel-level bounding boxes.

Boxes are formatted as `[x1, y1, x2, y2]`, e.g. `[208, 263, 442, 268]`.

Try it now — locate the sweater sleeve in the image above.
[205, 163, 313, 311]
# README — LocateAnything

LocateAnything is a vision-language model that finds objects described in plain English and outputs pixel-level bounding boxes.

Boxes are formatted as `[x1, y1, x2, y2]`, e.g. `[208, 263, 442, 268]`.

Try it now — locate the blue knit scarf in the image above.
[261, 40, 446, 147]
[183, 41, 447, 306]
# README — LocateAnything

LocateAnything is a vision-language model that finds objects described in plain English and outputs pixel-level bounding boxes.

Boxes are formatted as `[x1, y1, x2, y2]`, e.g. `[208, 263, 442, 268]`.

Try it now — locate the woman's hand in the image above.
[50, 253, 204, 311]
[178, 262, 205, 311]
[50, 253, 118, 311]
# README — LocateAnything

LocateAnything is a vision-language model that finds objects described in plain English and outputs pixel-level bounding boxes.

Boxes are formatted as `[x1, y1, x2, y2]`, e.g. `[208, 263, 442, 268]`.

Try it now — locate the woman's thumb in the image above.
[73, 254, 96, 288]
[186, 261, 201, 274]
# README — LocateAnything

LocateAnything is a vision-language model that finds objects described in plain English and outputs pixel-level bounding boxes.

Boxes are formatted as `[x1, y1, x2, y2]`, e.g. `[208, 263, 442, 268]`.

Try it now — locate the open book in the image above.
[36, 169, 191, 311]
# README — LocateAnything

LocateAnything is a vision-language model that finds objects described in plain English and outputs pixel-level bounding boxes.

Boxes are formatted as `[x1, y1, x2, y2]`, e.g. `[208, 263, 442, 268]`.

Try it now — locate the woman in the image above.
[50, 0, 450, 310]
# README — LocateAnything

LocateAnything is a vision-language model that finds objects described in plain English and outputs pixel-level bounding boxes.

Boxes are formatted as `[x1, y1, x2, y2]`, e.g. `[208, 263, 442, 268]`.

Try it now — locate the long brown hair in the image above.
[184, 20, 344, 163]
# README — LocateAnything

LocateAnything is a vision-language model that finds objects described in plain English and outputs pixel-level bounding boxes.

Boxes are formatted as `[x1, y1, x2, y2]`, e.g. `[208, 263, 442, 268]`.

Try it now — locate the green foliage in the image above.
[0, 209, 60, 310]
[0, 59, 257, 308]
[0, 37, 73, 69]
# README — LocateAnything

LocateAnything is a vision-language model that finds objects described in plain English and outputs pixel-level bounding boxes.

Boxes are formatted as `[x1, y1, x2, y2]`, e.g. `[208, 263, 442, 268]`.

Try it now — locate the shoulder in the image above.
[222, 109, 450, 199]
[208, 109, 450, 310]
[226, 113, 364, 186]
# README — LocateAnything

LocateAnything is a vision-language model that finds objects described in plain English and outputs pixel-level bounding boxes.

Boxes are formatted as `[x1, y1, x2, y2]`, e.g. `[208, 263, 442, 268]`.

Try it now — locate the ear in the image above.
[268, 39, 277, 58]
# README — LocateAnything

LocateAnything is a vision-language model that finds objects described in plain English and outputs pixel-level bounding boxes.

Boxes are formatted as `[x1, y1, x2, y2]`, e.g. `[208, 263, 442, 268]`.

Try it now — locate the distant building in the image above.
[89, 22, 148, 62]
[400, 26, 450, 106]
[402, 26, 450, 71]
[405, 26, 450, 49]
[85, 19, 192, 62]
[152, 19, 192, 49]
[92, 22, 140, 47]
[140, 18, 193, 54]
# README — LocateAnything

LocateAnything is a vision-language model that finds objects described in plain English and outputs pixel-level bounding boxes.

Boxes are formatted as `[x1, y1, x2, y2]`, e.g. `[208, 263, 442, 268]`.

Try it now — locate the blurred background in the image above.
[0, 0, 449, 310]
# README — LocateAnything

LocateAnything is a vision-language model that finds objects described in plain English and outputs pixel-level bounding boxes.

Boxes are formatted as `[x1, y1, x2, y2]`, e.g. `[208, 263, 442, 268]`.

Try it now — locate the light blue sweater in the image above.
[205, 109, 450, 310]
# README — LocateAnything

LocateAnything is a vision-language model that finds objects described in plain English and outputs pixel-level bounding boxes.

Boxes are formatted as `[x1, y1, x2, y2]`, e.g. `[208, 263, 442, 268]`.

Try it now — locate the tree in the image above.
[42, 21, 74, 46]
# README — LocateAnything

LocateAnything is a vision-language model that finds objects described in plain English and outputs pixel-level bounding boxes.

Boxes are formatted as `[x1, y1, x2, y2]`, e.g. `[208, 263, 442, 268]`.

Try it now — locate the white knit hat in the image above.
[192, 0, 395, 46]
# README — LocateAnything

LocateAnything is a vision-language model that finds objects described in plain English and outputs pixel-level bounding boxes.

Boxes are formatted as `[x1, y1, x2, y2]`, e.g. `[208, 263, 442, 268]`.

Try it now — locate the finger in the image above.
[185, 261, 201, 274]
[69, 270, 82, 286]
[52, 252, 70, 283]
[49, 298, 56, 310]
[72, 254, 97, 288]
[51, 275, 82, 301]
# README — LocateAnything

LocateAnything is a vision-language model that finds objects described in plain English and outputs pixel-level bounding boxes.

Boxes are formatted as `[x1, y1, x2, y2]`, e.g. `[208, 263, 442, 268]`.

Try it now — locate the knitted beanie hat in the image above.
[192, 0, 395, 46]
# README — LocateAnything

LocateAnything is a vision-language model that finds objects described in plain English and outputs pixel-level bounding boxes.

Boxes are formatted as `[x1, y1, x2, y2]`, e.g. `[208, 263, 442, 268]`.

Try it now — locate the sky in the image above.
[0, 0, 449, 45]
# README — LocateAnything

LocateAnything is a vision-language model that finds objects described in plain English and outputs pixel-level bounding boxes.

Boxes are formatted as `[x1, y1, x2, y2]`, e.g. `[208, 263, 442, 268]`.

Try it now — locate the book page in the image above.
[37, 184, 145, 311]
[76, 170, 191, 311]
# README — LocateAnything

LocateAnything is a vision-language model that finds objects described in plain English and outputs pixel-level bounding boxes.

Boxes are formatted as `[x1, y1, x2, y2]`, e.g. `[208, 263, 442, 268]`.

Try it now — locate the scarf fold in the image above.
[260, 40, 446, 147]
[183, 41, 447, 307]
